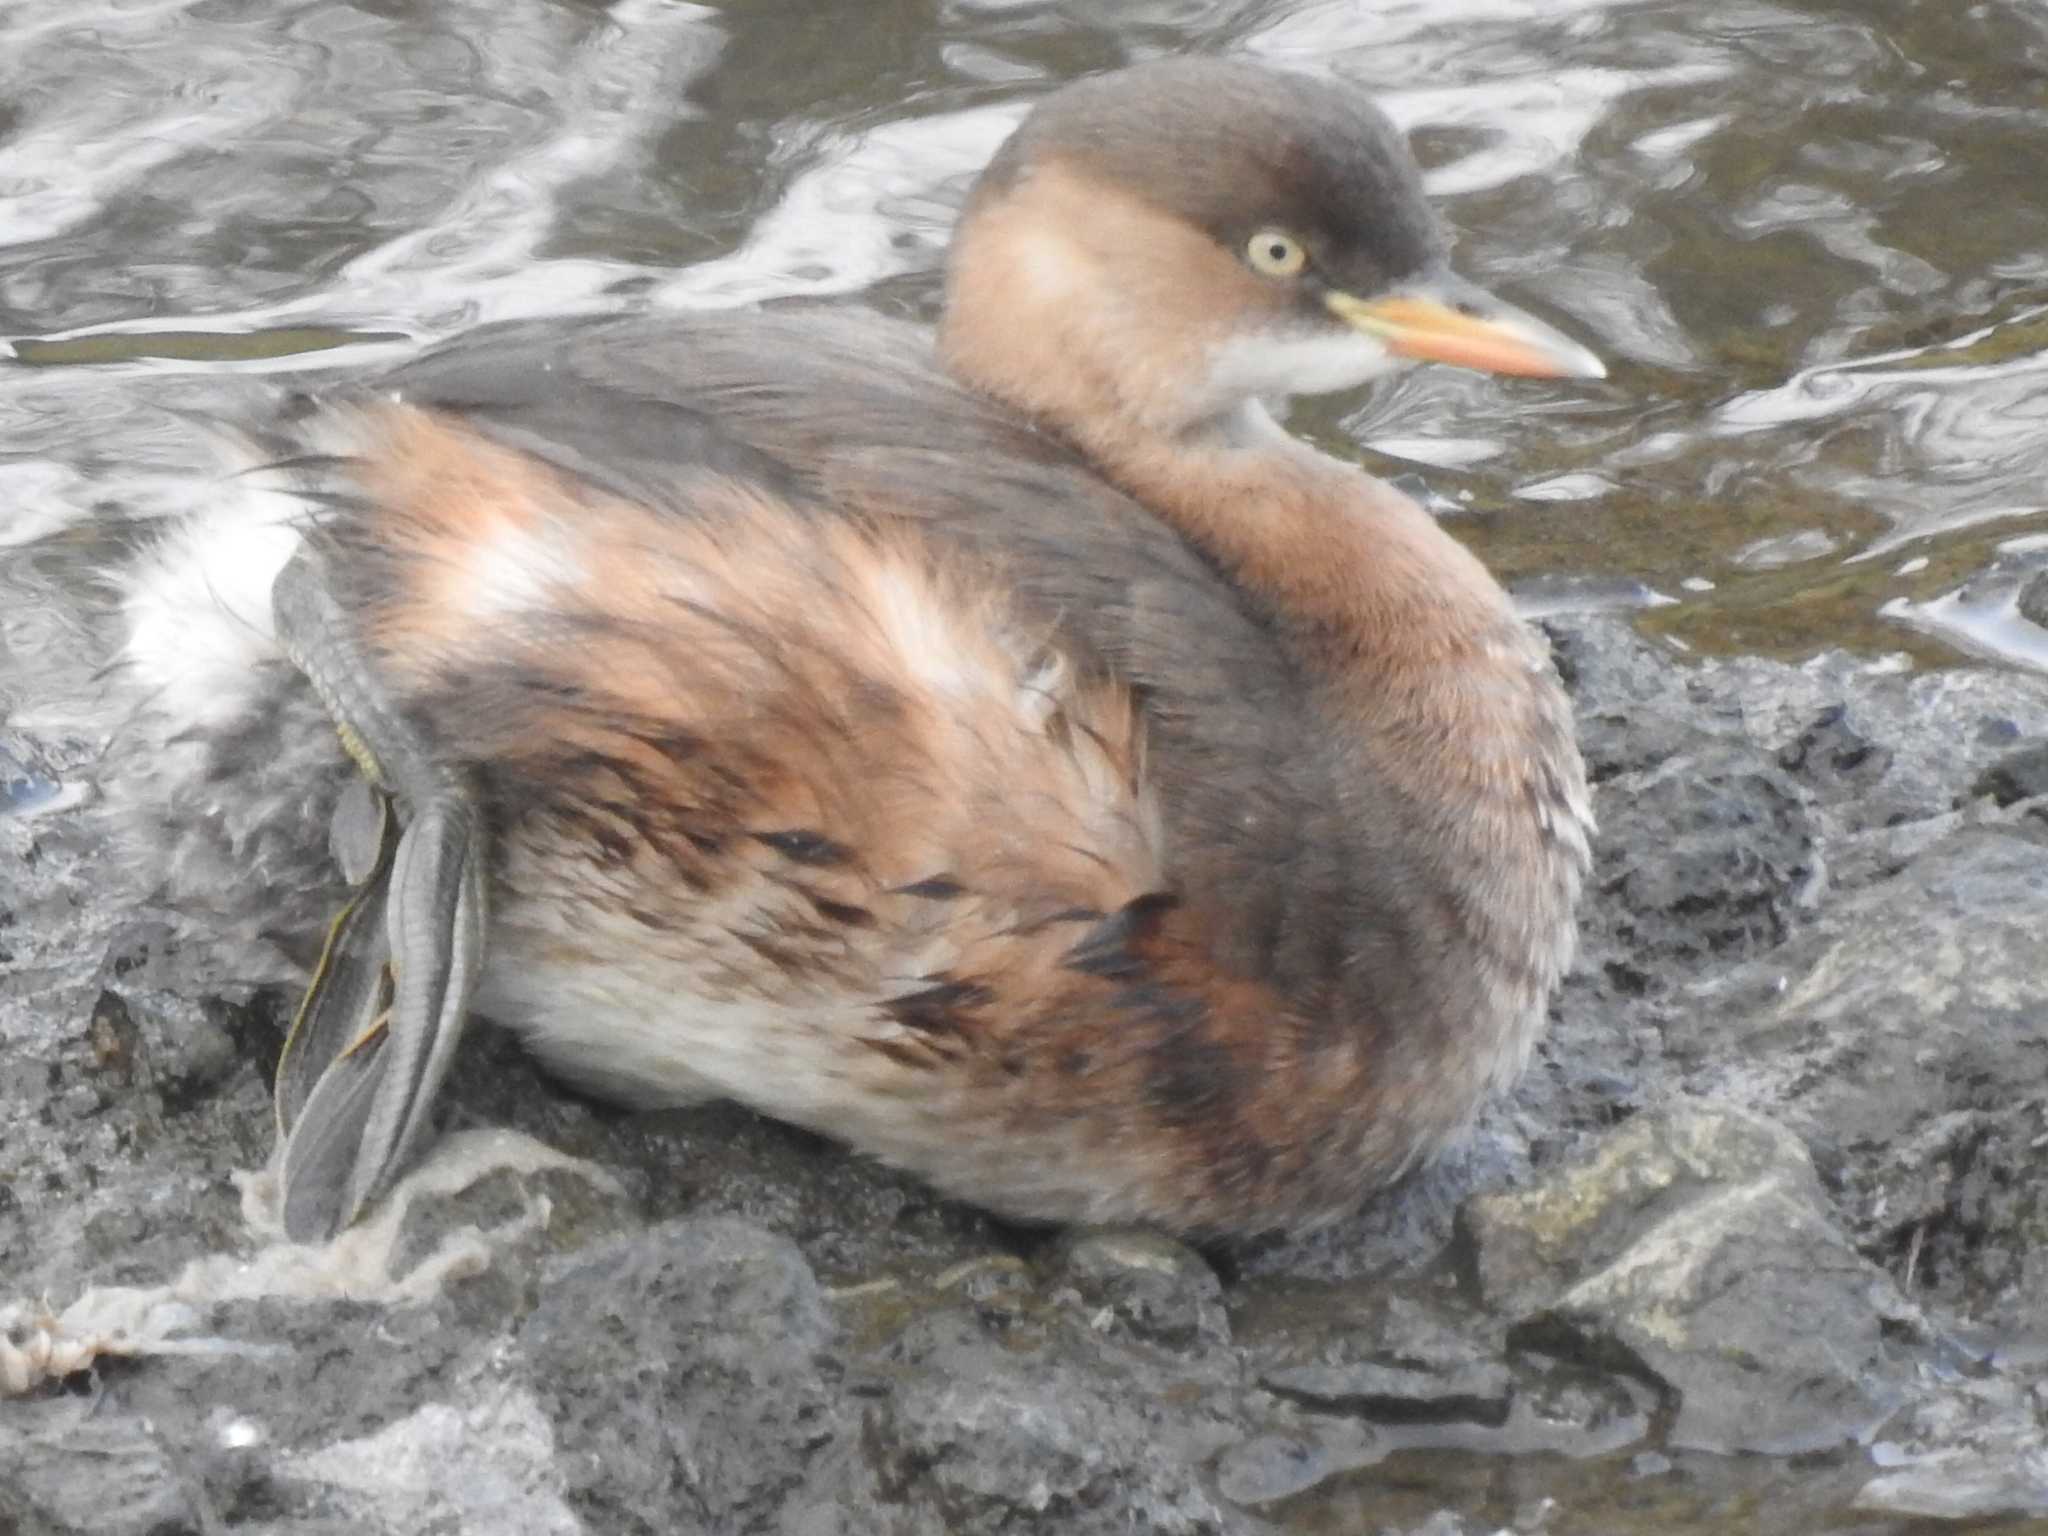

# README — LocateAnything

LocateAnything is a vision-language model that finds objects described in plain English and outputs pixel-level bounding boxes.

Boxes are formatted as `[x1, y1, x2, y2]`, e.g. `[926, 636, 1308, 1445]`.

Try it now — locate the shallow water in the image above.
[3, 0, 2046, 1530]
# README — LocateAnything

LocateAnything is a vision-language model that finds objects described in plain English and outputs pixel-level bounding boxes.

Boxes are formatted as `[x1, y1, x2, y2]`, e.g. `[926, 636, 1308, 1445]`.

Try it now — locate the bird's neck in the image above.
[1061, 403, 1534, 741]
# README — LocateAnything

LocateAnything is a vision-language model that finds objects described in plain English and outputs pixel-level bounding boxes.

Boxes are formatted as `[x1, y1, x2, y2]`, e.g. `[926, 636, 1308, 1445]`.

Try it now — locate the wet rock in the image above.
[1042, 1228, 1230, 1351]
[1857, 1367, 2048, 1521]
[1234, 1280, 1649, 1469]
[1694, 639, 2048, 841]
[1594, 742, 1814, 963]
[0, 1288, 510, 1535]
[1459, 1102, 1827, 1317]
[1460, 1103, 1920, 1454]
[1249, 1289, 1510, 1426]
[1937, 1103, 2048, 1338]
[1546, 618, 1729, 783]
[384, 1157, 643, 1322]
[1493, 1353, 1652, 1457]
[1545, 620, 1820, 1005]
[1262, 1353, 1510, 1425]
[519, 1218, 846, 1532]
[0, 1398, 198, 1536]
[1668, 830, 2048, 1265]
[1857, 1449, 2048, 1522]
[860, 1305, 1248, 1534]
[1968, 738, 2048, 805]
[1212, 1418, 1383, 1508]
[1774, 703, 1893, 801]
[602, 1098, 1011, 1281]
[278, 1382, 584, 1535]
[91, 985, 246, 1110]
[2017, 567, 2048, 631]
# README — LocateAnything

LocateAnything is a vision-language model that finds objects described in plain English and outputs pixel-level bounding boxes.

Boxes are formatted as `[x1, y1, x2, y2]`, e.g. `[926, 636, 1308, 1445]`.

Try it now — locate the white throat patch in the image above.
[1198, 324, 1399, 417]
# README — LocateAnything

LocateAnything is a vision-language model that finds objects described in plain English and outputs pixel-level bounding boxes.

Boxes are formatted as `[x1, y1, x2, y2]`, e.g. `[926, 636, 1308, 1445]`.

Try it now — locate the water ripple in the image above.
[4, 0, 2048, 679]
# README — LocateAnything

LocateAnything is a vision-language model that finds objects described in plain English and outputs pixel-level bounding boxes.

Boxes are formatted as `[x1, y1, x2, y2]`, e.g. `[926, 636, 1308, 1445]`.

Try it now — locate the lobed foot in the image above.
[270, 548, 489, 1241]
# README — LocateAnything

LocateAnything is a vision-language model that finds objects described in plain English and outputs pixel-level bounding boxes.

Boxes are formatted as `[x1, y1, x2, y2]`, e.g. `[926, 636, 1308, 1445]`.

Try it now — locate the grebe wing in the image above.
[362, 306, 1346, 975]
[372, 308, 1289, 698]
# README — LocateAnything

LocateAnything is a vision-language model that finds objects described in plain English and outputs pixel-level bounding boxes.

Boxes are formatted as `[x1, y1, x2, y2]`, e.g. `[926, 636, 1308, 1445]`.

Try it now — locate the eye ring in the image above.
[1245, 229, 1308, 278]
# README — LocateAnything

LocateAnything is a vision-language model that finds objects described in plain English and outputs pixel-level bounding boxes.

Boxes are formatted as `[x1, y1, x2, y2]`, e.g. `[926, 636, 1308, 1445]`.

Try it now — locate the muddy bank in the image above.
[5, 611, 2048, 1534]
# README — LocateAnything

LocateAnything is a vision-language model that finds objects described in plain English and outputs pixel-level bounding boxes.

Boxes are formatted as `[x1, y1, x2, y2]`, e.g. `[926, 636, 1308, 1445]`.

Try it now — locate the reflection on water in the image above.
[5, 0, 2048, 681]
[1716, 305, 2048, 562]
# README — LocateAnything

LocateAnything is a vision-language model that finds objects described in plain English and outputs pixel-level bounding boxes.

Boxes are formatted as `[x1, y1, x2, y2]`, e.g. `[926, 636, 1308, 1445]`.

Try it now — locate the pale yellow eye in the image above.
[1245, 230, 1307, 277]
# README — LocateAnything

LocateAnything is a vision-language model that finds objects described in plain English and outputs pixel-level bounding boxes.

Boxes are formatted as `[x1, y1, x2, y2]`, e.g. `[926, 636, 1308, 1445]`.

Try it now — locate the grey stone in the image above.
[1250, 1289, 1511, 1425]
[1670, 830, 2048, 1262]
[859, 1306, 1249, 1534]
[1212, 1423, 1377, 1508]
[1043, 1228, 1230, 1351]
[1459, 1101, 1829, 1318]
[1856, 1367, 2048, 1521]
[276, 1384, 584, 1535]
[1968, 738, 2048, 805]
[0, 1400, 196, 1536]
[1461, 1104, 1919, 1454]
[2017, 567, 2048, 631]
[519, 1218, 844, 1532]
[1857, 1446, 2048, 1521]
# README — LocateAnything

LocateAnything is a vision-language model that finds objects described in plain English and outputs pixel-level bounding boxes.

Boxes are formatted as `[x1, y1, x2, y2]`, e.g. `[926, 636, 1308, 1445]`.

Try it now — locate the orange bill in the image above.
[1326, 281, 1606, 380]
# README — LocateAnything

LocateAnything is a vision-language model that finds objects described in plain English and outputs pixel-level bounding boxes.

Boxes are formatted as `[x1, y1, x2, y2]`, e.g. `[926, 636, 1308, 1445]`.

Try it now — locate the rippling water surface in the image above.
[6, 0, 2048, 679]
[3, 0, 2046, 1528]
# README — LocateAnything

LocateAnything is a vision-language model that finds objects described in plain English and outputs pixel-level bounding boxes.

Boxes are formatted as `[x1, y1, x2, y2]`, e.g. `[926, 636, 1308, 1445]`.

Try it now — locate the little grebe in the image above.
[111, 58, 1601, 1240]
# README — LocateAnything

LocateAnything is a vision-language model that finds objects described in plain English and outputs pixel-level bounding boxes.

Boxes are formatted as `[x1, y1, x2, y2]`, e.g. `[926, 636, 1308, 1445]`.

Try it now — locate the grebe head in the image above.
[939, 57, 1604, 443]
